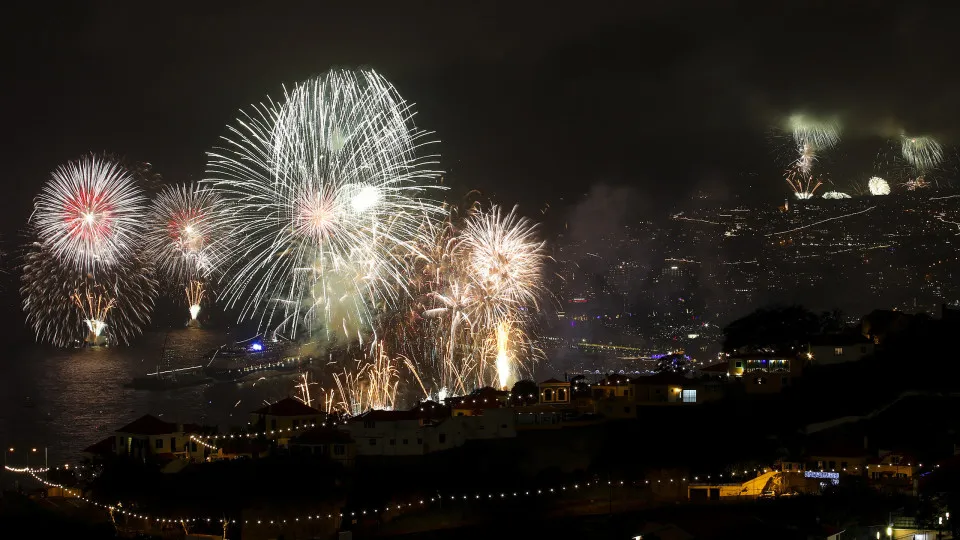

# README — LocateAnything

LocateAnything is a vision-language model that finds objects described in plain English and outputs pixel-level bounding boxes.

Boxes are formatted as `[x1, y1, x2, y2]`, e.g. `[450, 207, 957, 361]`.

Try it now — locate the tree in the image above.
[722, 305, 821, 352]
[655, 353, 690, 374]
[569, 375, 591, 398]
[510, 379, 539, 405]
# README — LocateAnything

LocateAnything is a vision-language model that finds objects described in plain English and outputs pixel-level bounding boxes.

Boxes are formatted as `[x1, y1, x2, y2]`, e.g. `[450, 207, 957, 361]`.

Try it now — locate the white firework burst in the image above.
[30, 155, 147, 270]
[145, 183, 224, 284]
[205, 68, 444, 339]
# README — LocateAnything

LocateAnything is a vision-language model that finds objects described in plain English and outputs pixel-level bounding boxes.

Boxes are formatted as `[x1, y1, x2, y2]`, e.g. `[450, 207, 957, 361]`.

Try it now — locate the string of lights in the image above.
[5, 461, 948, 529]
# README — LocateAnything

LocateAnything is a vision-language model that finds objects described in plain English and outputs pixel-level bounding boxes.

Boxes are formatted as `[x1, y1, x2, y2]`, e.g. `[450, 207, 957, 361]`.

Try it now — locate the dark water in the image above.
[0, 328, 307, 466]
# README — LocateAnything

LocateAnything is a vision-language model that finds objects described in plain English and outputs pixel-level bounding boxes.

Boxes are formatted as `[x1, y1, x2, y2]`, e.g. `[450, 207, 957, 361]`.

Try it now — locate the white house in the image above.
[343, 409, 465, 456]
[114, 414, 208, 463]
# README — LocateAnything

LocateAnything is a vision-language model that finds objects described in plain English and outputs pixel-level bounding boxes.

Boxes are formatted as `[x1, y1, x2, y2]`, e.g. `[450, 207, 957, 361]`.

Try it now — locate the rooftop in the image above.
[115, 414, 202, 436]
[251, 397, 323, 417]
[292, 427, 353, 445]
[633, 372, 691, 386]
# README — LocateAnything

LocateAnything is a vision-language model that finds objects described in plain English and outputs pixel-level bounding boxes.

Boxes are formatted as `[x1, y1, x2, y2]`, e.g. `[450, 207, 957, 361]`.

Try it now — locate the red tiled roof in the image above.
[83, 436, 115, 455]
[540, 378, 567, 384]
[116, 415, 178, 435]
[251, 397, 323, 417]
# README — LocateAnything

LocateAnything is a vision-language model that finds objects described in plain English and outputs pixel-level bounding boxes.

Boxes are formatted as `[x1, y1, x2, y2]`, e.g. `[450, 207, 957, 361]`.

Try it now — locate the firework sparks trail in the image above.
[186, 280, 204, 320]
[31, 155, 147, 271]
[21, 241, 158, 347]
[495, 320, 511, 390]
[784, 165, 823, 199]
[72, 288, 115, 343]
[765, 207, 876, 236]
[205, 68, 445, 339]
[901, 134, 944, 172]
[294, 371, 318, 408]
[332, 342, 400, 415]
[382, 204, 547, 398]
[787, 114, 841, 173]
[822, 191, 851, 199]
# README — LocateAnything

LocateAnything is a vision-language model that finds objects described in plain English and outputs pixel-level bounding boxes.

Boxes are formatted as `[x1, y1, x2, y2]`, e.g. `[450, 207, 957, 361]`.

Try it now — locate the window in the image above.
[834, 347, 844, 356]
[369, 439, 376, 446]
[270, 419, 277, 430]
[456, 412, 465, 416]
[840, 462, 848, 469]
[828, 461, 836, 469]
[501, 424, 508, 429]
[417, 438, 423, 445]
[860, 346, 867, 354]
[544, 389, 554, 402]
[389, 439, 396, 446]
[557, 388, 567, 401]
[681, 389, 697, 403]
[784, 463, 792, 471]
[402, 439, 408, 445]
[439, 433, 447, 444]
[363, 420, 375, 429]
[155, 439, 163, 449]
[293, 419, 300, 428]
[623, 407, 631, 414]
[191, 442, 198, 452]
[334, 445, 345, 456]
[735, 361, 742, 368]
[171, 437, 176, 451]
[782, 376, 790, 386]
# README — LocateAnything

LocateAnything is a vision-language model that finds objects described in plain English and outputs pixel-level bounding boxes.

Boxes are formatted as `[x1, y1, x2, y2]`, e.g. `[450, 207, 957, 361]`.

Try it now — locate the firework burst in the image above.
[31, 155, 147, 271]
[21, 241, 158, 347]
[868, 176, 891, 196]
[145, 183, 224, 283]
[784, 165, 823, 200]
[205, 68, 444, 339]
[901, 134, 944, 172]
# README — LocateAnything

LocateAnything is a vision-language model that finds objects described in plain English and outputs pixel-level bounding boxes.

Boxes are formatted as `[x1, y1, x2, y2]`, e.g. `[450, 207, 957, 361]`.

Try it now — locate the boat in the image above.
[202, 336, 313, 382]
[127, 365, 212, 390]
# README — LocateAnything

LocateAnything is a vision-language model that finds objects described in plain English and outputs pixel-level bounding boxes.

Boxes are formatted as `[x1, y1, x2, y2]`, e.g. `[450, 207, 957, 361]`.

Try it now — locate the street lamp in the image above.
[886, 525, 892, 537]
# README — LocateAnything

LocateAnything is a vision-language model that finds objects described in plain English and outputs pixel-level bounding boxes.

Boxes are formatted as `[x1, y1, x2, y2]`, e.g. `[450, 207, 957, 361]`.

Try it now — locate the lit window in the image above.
[834, 347, 843, 356]
[735, 361, 742, 368]
[681, 389, 697, 403]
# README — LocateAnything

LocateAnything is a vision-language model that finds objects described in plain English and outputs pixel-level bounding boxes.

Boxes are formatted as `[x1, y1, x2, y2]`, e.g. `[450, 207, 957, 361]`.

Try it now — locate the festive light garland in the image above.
[5, 460, 948, 529]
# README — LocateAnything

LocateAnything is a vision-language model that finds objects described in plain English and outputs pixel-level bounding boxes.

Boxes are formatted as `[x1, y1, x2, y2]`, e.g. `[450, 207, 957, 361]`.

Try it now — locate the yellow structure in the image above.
[249, 398, 325, 446]
[538, 378, 571, 404]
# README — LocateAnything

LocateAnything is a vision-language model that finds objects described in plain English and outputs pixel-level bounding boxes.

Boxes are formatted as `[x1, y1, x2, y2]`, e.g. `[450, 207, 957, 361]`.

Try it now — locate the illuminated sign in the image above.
[804, 471, 839, 485]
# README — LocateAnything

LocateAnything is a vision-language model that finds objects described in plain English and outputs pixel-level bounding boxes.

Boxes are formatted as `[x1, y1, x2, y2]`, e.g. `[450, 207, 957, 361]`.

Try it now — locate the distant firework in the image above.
[388, 204, 547, 398]
[784, 165, 823, 200]
[21, 241, 158, 347]
[145, 183, 223, 283]
[903, 177, 930, 191]
[30, 155, 147, 270]
[822, 191, 852, 199]
[788, 114, 842, 150]
[868, 176, 891, 196]
[205, 68, 444, 339]
[901, 134, 944, 172]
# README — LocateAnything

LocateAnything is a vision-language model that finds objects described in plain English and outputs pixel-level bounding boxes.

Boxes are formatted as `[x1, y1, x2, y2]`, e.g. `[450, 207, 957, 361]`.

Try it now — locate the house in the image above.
[867, 450, 920, 494]
[290, 427, 356, 467]
[212, 439, 271, 461]
[728, 353, 803, 393]
[861, 309, 914, 345]
[114, 414, 207, 462]
[444, 387, 510, 408]
[538, 378, 571, 405]
[632, 373, 698, 404]
[249, 398, 325, 446]
[591, 375, 633, 399]
[343, 409, 464, 456]
[808, 334, 875, 365]
[699, 362, 730, 379]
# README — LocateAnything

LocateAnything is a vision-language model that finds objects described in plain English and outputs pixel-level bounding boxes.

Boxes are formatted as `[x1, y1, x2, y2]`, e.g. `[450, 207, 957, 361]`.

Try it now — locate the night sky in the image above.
[3, 1, 960, 273]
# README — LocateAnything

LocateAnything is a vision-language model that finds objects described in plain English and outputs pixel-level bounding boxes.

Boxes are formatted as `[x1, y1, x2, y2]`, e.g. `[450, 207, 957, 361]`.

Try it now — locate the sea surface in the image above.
[0, 327, 308, 467]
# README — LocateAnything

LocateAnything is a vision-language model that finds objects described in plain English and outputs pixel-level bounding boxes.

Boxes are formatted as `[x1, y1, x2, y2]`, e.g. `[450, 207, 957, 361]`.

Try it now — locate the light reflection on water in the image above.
[0, 328, 310, 465]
